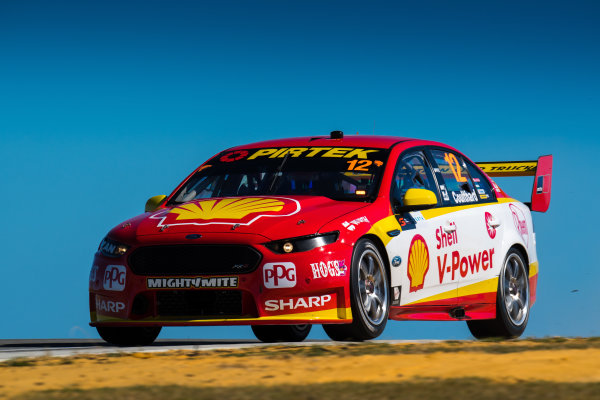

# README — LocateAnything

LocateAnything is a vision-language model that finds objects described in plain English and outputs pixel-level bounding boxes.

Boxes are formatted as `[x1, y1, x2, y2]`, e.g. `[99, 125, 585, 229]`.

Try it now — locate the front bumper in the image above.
[89, 234, 353, 327]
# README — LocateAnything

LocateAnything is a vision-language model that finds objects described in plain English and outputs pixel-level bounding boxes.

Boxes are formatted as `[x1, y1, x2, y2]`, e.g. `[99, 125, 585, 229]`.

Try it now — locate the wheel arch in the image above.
[360, 233, 392, 284]
[508, 243, 530, 274]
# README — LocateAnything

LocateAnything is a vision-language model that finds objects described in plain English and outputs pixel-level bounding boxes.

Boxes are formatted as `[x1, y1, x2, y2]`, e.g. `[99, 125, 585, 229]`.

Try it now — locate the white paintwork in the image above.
[385, 199, 535, 306]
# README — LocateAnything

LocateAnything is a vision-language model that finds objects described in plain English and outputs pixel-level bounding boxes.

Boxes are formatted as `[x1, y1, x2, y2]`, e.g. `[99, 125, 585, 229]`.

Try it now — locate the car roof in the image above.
[226, 135, 415, 150]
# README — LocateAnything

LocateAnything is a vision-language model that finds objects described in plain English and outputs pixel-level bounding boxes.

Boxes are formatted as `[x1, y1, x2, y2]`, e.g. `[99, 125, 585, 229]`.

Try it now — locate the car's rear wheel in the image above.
[251, 324, 311, 342]
[467, 248, 530, 339]
[323, 239, 389, 341]
[96, 326, 162, 346]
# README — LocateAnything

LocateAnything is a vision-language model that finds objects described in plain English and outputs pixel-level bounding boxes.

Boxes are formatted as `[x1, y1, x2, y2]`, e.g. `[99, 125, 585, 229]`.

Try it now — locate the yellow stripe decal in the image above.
[420, 198, 514, 220]
[457, 277, 499, 298]
[405, 287, 457, 305]
[407, 262, 538, 306]
[367, 199, 516, 245]
[406, 277, 498, 306]
[529, 261, 539, 278]
[367, 215, 402, 246]
[94, 307, 352, 323]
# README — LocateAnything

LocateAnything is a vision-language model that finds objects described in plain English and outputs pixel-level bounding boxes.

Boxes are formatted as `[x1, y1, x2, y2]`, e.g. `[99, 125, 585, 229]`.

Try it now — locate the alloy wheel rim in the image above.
[357, 248, 388, 325]
[502, 253, 529, 326]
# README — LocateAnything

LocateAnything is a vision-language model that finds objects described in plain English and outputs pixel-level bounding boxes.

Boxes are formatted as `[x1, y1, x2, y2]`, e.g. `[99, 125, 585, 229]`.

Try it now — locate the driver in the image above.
[392, 161, 426, 203]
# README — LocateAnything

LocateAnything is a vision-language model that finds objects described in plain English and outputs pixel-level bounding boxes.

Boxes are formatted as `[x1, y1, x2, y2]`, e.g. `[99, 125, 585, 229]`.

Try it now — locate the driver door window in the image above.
[391, 151, 437, 211]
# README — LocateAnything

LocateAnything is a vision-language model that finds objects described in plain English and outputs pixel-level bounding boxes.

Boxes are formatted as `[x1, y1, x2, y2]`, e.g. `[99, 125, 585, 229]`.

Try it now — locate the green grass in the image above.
[1, 359, 36, 367]
[13, 379, 600, 400]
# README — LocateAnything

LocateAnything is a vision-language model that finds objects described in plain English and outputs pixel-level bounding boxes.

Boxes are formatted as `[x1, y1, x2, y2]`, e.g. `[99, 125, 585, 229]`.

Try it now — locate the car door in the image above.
[426, 148, 501, 307]
[386, 149, 458, 307]
[458, 157, 503, 304]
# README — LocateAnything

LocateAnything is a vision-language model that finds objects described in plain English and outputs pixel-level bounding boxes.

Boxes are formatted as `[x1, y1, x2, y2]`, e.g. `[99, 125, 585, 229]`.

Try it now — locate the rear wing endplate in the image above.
[476, 155, 553, 212]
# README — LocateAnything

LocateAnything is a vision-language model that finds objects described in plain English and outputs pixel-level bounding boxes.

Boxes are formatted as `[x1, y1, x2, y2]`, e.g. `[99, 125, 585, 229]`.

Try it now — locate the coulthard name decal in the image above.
[452, 190, 478, 203]
[146, 276, 238, 289]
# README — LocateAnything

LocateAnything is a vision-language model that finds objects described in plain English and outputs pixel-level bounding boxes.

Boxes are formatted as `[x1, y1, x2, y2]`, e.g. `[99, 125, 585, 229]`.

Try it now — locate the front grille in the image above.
[128, 244, 261, 275]
[156, 290, 243, 317]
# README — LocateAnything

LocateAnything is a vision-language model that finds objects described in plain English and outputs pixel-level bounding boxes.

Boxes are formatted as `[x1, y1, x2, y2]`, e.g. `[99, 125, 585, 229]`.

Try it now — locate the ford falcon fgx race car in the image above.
[90, 132, 552, 345]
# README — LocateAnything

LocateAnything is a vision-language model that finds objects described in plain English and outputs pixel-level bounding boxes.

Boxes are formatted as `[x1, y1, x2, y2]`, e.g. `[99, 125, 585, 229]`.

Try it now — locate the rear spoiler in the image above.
[476, 155, 553, 213]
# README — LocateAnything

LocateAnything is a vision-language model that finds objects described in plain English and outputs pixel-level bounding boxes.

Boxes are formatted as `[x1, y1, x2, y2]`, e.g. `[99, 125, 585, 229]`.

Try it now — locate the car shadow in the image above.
[0, 339, 261, 349]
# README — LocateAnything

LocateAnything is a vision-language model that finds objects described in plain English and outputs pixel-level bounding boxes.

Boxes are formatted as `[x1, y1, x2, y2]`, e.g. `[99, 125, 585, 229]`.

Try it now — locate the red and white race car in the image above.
[89, 132, 552, 345]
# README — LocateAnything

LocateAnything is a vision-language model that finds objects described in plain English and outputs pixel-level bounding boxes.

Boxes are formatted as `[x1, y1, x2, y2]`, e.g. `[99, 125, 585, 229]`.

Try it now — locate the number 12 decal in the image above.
[444, 152, 467, 182]
[347, 159, 372, 171]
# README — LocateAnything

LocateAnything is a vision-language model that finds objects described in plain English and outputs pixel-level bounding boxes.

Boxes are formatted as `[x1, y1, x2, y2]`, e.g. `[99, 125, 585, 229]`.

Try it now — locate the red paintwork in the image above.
[390, 307, 459, 321]
[529, 274, 538, 305]
[390, 305, 496, 321]
[89, 135, 539, 328]
[136, 196, 369, 239]
[90, 227, 356, 325]
[390, 292, 497, 321]
[458, 291, 497, 305]
[531, 155, 553, 212]
[224, 135, 413, 151]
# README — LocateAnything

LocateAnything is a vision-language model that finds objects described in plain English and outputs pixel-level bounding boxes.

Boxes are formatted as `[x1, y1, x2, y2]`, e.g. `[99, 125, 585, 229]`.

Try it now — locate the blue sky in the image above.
[1, 0, 598, 340]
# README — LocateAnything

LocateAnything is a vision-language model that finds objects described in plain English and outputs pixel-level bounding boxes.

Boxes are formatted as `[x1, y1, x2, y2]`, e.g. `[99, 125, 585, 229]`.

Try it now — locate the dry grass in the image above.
[13, 379, 600, 400]
[2, 337, 599, 400]
[4, 337, 598, 368]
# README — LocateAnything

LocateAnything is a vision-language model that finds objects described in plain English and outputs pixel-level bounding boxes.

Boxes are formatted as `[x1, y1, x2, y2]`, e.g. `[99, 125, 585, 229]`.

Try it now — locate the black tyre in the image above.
[97, 326, 162, 346]
[323, 239, 389, 341]
[251, 324, 311, 343]
[467, 248, 530, 339]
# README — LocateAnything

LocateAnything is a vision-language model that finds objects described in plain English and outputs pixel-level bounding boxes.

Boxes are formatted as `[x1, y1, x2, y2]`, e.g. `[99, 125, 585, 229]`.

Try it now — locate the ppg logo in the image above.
[103, 265, 126, 291]
[263, 262, 296, 289]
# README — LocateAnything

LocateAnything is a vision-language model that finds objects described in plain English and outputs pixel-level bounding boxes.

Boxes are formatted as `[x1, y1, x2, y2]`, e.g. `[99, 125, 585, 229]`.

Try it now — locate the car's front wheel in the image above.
[251, 324, 311, 342]
[96, 326, 162, 346]
[467, 248, 530, 339]
[323, 238, 389, 341]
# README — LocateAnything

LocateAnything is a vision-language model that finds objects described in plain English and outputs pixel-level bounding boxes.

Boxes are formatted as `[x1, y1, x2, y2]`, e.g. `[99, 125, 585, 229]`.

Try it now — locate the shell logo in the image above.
[485, 212, 496, 239]
[509, 204, 529, 246]
[407, 234, 430, 293]
[152, 197, 301, 227]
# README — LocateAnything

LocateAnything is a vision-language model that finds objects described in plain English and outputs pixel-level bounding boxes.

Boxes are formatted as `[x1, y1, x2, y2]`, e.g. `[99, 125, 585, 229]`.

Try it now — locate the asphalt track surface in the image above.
[0, 339, 440, 361]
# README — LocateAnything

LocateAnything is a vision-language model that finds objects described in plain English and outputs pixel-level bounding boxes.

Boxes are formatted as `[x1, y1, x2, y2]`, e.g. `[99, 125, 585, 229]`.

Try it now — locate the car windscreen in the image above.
[169, 146, 390, 204]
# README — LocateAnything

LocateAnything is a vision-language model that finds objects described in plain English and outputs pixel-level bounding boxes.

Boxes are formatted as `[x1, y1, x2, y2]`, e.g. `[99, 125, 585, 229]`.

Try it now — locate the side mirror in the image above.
[401, 188, 437, 211]
[145, 195, 167, 212]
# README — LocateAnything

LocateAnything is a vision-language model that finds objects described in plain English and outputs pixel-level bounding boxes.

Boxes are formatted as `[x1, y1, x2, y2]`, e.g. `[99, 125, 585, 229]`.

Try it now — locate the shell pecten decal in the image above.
[407, 234, 430, 292]
[152, 197, 301, 227]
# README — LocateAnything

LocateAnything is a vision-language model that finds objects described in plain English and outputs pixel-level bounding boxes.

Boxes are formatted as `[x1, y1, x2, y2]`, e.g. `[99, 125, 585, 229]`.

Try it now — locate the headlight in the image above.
[265, 231, 339, 254]
[98, 237, 130, 257]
